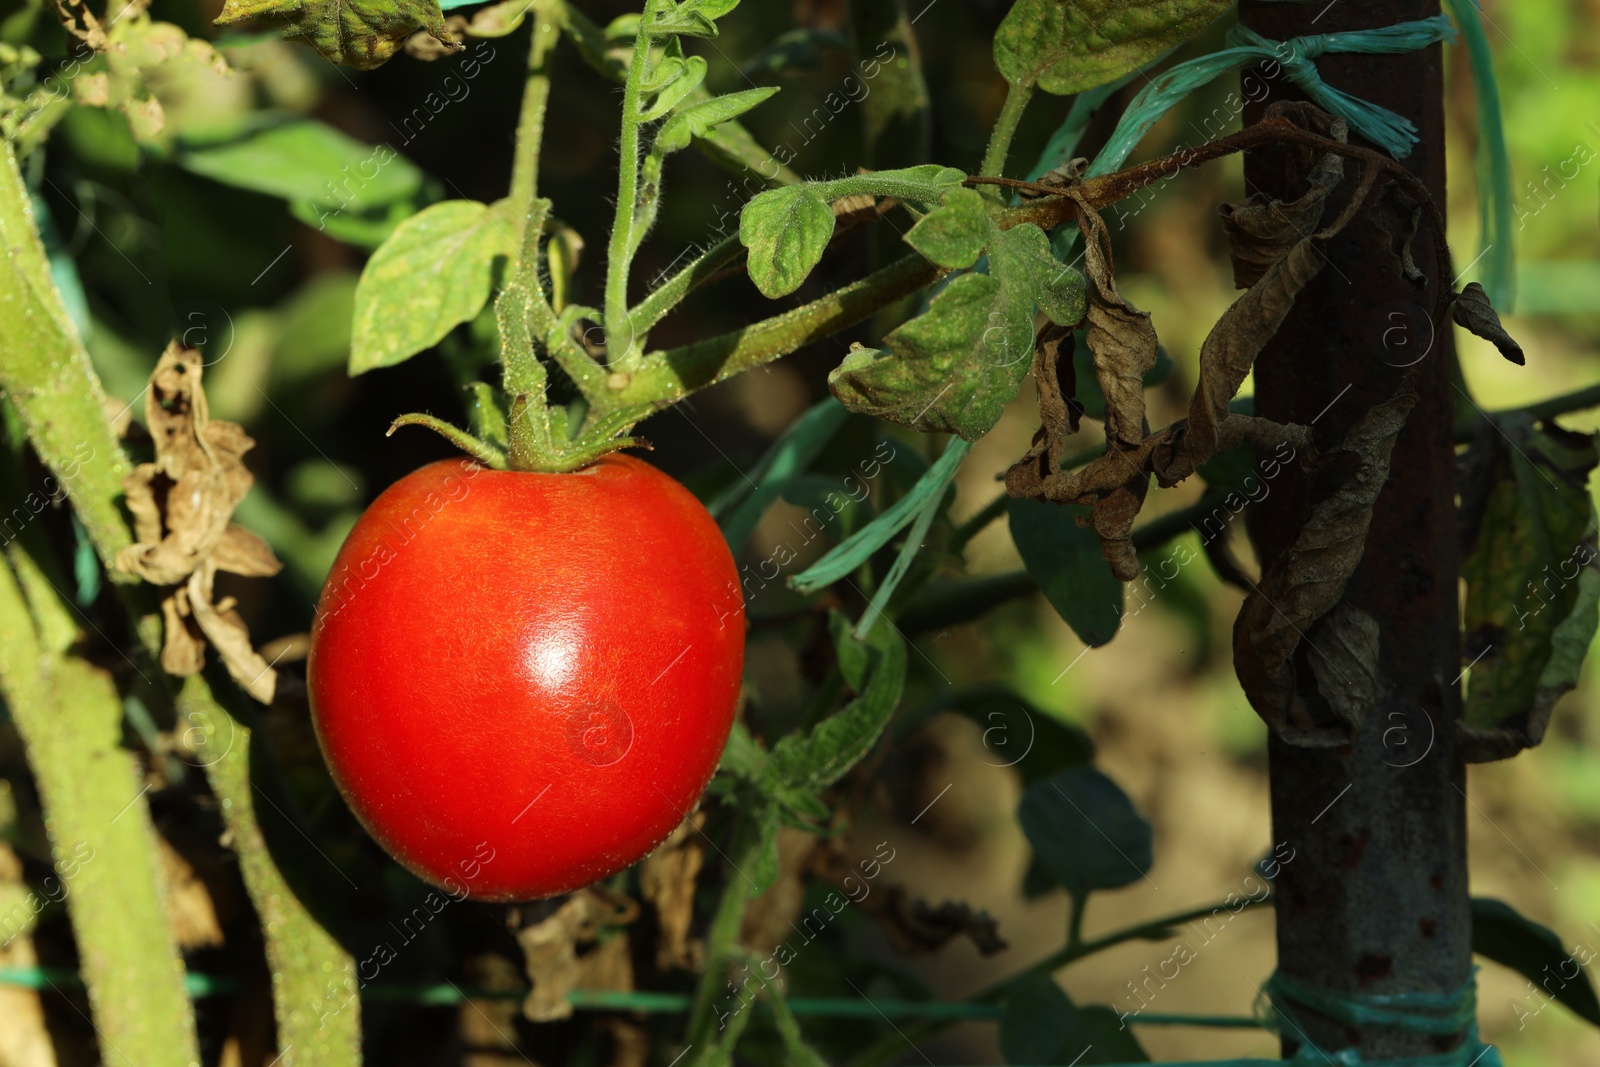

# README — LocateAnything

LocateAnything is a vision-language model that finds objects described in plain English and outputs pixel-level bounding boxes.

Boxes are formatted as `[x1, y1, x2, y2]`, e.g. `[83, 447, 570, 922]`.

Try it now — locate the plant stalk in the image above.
[602, 1, 661, 373]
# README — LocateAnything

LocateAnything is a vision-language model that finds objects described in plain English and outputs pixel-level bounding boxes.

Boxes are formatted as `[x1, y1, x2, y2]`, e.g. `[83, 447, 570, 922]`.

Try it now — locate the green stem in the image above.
[602, 2, 661, 372]
[180, 676, 362, 1067]
[602, 252, 943, 417]
[849, 894, 1272, 1067]
[978, 80, 1035, 183]
[0, 547, 201, 1066]
[1473, 381, 1600, 432]
[508, 0, 557, 237]
[387, 412, 507, 469]
[629, 231, 744, 335]
[950, 492, 1009, 554]
[1067, 892, 1087, 950]
[684, 814, 772, 1066]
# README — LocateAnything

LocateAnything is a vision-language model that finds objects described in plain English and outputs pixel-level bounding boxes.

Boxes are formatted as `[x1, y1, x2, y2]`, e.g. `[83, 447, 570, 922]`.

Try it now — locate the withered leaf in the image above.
[1306, 603, 1380, 734]
[638, 815, 707, 972]
[1234, 392, 1415, 746]
[1218, 109, 1345, 289]
[1178, 237, 1325, 478]
[1370, 182, 1425, 287]
[870, 887, 1008, 956]
[215, 0, 458, 69]
[1076, 203, 1156, 450]
[516, 888, 637, 1023]
[1458, 420, 1599, 760]
[117, 344, 283, 702]
[1004, 323, 1078, 499]
[1452, 282, 1524, 365]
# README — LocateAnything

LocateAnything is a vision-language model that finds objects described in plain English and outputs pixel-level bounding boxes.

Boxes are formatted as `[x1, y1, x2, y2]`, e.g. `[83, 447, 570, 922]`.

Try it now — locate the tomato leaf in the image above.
[1019, 766, 1153, 898]
[655, 86, 779, 155]
[1001, 975, 1149, 1065]
[716, 398, 852, 551]
[828, 268, 1030, 441]
[1472, 897, 1600, 1028]
[176, 118, 423, 213]
[215, 0, 456, 68]
[1008, 498, 1124, 647]
[350, 200, 514, 375]
[1005, 222, 1088, 326]
[789, 437, 970, 595]
[1460, 419, 1600, 760]
[740, 184, 836, 299]
[764, 612, 907, 792]
[904, 187, 990, 270]
[935, 689, 1094, 785]
[994, 0, 1229, 95]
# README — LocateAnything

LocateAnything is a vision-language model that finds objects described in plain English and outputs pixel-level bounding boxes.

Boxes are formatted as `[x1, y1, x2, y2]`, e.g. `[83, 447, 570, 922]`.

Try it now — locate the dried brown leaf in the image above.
[116, 345, 282, 700]
[638, 814, 708, 972]
[1306, 603, 1380, 735]
[1004, 323, 1078, 498]
[1218, 106, 1345, 289]
[1452, 281, 1524, 365]
[1370, 182, 1425, 287]
[867, 886, 1007, 956]
[516, 889, 637, 1023]
[1234, 392, 1415, 746]
[1077, 205, 1157, 449]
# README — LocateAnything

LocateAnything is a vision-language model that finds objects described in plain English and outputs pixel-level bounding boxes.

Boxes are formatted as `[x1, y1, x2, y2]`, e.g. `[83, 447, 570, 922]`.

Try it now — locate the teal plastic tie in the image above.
[1444, 0, 1515, 311]
[1084, 15, 1458, 180]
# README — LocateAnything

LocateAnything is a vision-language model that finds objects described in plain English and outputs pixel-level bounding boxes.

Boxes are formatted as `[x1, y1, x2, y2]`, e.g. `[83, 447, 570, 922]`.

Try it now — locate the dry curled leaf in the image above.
[1077, 202, 1157, 451]
[116, 344, 283, 702]
[1004, 322, 1078, 498]
[638, 814, 708, 972]
[1370, 182, 1425, 287]
[1233, 391, 1415, 746]
[1218, 102, 1346, 289]
[516, 888, 638, 1023]
[868, 887, 1008, 956]
[1452, 281, 1524, 366]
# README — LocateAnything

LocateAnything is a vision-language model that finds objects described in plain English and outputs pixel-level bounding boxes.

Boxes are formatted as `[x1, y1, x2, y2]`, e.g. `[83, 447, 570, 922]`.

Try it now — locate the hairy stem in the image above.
[508, 1, 558, 238]
[629, 231, 744, 336]
[602, 2, 661, 372]
[978, 80, 1035, 182]
[181, 676, 363, 1067]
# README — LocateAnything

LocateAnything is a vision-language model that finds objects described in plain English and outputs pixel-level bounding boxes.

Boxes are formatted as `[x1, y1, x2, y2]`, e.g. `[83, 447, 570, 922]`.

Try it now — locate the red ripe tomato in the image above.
[307, 454, 744, 901]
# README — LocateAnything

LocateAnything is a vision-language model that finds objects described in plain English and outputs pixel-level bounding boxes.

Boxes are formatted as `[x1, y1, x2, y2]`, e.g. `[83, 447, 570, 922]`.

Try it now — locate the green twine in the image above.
[1253, 967, 1504, 1067]
[1085, 15, 1458, 180]
[1444, 0, 1515, 311]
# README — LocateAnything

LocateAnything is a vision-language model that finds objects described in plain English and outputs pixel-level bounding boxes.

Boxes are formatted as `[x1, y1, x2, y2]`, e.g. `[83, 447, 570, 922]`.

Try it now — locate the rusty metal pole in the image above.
[1238, 0, 1471, 1058]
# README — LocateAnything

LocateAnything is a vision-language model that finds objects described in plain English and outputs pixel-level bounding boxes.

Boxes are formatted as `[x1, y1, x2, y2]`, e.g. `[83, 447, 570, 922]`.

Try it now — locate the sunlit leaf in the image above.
[994, 0, 1228, 95]
[350, 199, 514, 374]
[215, 0, 457, 68]
[740, 183, 835, 298]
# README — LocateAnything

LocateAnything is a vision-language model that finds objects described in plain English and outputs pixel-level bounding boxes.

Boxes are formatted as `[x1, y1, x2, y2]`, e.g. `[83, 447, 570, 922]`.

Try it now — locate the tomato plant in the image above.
[3, 0, 1598, 1065]
[308, 455, 744, 901]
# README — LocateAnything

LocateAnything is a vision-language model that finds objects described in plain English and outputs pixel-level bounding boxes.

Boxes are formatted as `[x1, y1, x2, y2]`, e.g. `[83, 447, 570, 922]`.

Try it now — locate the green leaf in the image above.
[905, 187, 990, 269]
[1461, 421, 1600, 760]
[994, 0, 1229, 95]
[1001, 976, 1148, 1064]
[215, 0, 455, 68]
[764, 613, 907, 792]
[740, 184, 837, 299]
[939, 689, 1094, 785]
[1019, 766, 1153, 898]
[716, 398, 851, 551]
[1472, 897, 1600, 1028]
[176, 118, 423, 211]
[1004, 222, 1088, 326]
[740, 27, 853, 77]
[350, 199, 513, 375]
[829, 268, 1031, 440]
[790, 437, 970, 595]
[718, 721, 770, 781]
[656, 86, 780, 156]
[639, 55, 708, 121]
[1008, 498, 1124, 647]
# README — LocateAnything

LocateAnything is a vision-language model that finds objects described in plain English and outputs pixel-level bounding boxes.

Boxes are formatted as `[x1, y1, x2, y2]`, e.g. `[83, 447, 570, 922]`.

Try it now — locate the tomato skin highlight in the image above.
[307, 454, 744, 901]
